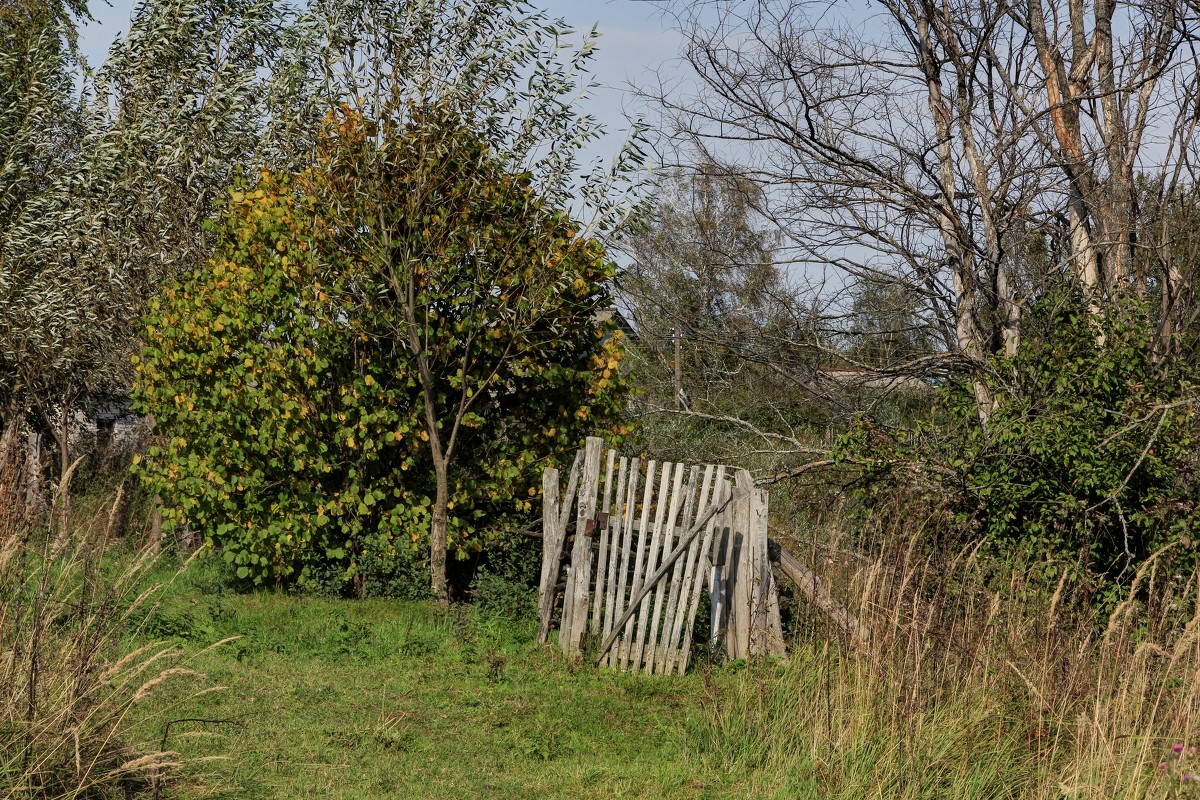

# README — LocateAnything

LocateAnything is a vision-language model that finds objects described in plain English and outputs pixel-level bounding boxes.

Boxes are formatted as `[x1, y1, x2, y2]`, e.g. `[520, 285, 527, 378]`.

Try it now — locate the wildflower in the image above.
[1159, 762, 1169, 771]
[1181, 773, 1195, 783]
[1174, 743, 1186, 753]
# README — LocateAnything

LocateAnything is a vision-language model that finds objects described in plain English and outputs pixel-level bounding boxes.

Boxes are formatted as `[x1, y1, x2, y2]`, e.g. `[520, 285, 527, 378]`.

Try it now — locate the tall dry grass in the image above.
[0, 476, 213, 800]
[702, 508, 1200, 799]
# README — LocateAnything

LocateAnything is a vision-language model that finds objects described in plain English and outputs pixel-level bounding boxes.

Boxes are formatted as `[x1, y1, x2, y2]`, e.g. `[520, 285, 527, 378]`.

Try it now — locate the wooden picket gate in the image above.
[537, 437, 785, 673]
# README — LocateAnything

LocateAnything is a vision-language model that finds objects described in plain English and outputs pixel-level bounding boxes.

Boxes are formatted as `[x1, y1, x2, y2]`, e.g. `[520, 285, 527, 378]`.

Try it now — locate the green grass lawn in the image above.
[100, 548, 1195, 800]
[135, 558, 749, 799]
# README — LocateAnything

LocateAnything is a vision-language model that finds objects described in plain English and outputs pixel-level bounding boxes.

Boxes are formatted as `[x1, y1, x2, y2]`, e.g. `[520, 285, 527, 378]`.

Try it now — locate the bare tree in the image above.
[645, 0, 1200, 425]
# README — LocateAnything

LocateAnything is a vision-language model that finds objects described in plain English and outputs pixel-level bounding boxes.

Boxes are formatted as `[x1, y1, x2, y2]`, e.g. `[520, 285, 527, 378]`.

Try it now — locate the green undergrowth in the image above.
[132, 554, 745, 799]
[125, 550, 1199, 800]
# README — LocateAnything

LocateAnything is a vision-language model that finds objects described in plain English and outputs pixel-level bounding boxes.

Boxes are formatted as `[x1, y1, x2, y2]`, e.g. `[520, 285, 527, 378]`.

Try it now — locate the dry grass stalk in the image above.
[1, 470, 211, 800]
[713, 503, 1200, 798]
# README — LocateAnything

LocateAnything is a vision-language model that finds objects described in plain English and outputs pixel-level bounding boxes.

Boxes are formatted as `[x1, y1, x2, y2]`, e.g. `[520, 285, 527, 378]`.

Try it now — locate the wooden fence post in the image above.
[747, 485, 771, 655]
[723, 470, 753, 659]
[537, 467, 561, 644]
[538, 449, 583, 645]
[561, 436, 603, 655]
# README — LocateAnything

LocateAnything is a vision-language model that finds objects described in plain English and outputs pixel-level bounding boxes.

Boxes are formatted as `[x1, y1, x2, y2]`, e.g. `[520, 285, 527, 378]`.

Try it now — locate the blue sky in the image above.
[76, 0, 684, 166]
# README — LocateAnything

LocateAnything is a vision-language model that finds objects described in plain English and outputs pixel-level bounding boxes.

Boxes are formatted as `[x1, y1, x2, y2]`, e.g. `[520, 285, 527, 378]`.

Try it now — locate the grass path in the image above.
[123, 554, 1193, 799]
[136, 563, 747, 799]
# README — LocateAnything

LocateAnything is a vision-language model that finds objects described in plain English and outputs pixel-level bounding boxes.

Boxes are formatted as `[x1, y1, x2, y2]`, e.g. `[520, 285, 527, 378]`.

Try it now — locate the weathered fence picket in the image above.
[537, 448, 582, 645]
[606, 459, 639, 667]
[561, 437, 602, 655]
[618, 460, 656, 669]
[589, 450, 618, 637]
[539, 438, 785, 672]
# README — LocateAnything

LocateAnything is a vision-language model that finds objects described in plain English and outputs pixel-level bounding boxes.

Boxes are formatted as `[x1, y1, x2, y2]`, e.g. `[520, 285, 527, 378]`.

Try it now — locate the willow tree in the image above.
[0, 0, 82, 506]
[1, 0, 281, 526]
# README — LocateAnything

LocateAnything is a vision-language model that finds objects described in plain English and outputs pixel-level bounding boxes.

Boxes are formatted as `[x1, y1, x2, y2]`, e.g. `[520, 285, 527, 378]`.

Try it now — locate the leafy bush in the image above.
[845, 288, 1200, 589]
[133, 109, 629, 592]
[469, 535, 540, 623]
[470, 570, 536, 624]
[303, 542, 431, 602]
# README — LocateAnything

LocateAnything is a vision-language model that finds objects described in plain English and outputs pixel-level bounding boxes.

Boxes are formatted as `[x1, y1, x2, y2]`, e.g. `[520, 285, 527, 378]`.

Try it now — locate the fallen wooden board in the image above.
[775, 543, 871, 647]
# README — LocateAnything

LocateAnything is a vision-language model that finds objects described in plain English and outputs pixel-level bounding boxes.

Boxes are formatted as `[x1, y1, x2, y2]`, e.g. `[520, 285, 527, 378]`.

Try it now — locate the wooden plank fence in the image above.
[538, 438, 785, 672]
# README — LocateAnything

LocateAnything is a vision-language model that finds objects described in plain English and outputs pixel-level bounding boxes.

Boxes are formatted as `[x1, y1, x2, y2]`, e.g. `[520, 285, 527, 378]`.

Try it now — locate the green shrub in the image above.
[132, 110, 629, 593]
[844, 287, 1200, 591]
[469, 535, 540, 623]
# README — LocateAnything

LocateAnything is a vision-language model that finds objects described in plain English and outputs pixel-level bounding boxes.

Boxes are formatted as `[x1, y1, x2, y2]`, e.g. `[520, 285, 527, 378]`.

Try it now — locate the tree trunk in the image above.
[430, 456, 449, 604]
[55, 403, 70, 542]
[915, 12, 993, 425]
[0, 401, 22, 480]
[25, 429, 41, 514]
[0, 402, 24, 528]
[673, 326, 683, 410]
[941, 26, 1020, 359]
[150, 495, 163, 553]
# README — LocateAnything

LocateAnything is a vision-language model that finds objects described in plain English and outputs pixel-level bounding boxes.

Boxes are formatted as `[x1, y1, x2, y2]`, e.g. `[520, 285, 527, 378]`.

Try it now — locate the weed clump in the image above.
[707, 516, 1200, 799]
[0, 487, 205, 799]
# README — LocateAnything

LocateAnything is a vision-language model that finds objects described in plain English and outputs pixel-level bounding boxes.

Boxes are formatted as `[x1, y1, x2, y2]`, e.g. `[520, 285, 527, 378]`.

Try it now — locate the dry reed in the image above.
[0, 475, 204, 799]
[705, 505, 1200, 799]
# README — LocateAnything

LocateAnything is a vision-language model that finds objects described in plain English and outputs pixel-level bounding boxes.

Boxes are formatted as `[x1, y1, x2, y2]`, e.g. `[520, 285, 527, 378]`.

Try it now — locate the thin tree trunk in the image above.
[25, 429, 40, 515]
[914, 12, 993, 425]
[150, 495, 163, 553]
[430, 456, 449, 604]
[0, 401, 24, 529]
[0, 400, 22, 482]
[1026, 0, 1102, 300]
[942, 22, 1020, 359]
[673, 326, 682, 410]
[55, 402, 70, 542]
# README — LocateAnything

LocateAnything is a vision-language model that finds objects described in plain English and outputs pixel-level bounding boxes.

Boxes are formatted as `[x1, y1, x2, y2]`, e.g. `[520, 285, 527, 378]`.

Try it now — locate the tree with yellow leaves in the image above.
[134, 108, 629, 596]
